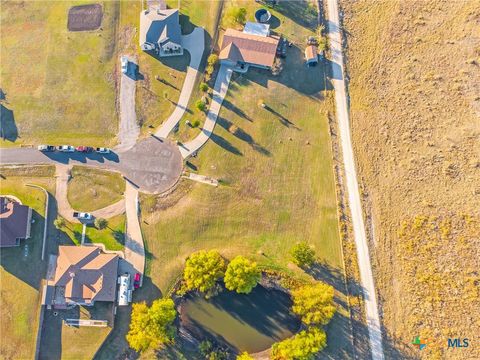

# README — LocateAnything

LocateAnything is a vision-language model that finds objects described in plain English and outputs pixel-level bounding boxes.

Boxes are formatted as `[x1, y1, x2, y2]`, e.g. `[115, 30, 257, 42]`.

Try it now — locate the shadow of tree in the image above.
[217, 117, 271, 156]
[210, 133, 243, 156]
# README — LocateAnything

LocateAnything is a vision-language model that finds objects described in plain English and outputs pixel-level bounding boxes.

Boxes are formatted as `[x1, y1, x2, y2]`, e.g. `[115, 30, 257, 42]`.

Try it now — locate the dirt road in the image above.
[325, 0, 384, 359]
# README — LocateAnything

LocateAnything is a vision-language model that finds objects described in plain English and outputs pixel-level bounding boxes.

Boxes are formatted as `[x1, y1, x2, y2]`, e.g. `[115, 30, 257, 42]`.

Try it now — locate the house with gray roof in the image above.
[139, 8, 183, 57]
[0, 196, 32, 247]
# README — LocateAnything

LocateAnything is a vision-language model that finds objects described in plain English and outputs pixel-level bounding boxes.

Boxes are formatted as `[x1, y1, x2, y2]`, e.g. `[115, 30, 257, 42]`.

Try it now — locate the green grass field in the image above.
[140, 0, 339, 292]
[0, 176, 53, 360]
[0, 1, 120, 147]
[67, 166, 125, 211]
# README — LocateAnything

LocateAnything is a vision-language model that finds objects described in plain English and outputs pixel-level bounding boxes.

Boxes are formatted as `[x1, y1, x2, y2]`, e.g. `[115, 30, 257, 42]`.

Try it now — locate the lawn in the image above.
[39, 302, 113, 360]
[59, 215, 125, 251]
[173, 0, 321, 143]
[0, 1, 120, 147]
[0, 175, 53, 360]
[116, 0, 222, 137]
[67, 166, 125, 211]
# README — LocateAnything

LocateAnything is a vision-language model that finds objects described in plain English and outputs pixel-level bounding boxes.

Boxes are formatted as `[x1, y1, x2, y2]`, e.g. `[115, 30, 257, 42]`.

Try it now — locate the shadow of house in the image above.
[93, 276, 162, 360]
[0, 104, 18, 142]
[232, 43, 333, 98]
[0, 208, 46, 289]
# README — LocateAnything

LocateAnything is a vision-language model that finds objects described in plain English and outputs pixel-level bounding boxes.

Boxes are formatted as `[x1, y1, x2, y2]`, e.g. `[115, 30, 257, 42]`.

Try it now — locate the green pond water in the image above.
[179, 285, 301, 353]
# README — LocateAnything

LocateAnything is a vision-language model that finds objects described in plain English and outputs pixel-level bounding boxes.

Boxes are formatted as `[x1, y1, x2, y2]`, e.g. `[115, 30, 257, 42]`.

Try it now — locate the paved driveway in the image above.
[116, 57, 140, 152]
[155, 27, 205, 138]
[0, 137, 183, 194]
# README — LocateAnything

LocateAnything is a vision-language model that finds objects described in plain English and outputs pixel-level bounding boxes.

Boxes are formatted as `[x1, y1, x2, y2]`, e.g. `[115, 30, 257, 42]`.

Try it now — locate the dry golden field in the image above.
[341, 0, 479, 359]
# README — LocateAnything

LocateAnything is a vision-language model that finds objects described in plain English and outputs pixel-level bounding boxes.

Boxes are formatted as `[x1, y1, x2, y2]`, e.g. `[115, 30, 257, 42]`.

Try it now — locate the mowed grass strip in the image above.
[0, 177, 54, 360]
[0, 1, 120, 147]
[67, 166, 125, 211]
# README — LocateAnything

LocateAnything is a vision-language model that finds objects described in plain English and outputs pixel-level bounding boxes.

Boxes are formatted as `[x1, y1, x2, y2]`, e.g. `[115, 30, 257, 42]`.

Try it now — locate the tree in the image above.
[291, 283, 336, 325]
[207, 54, 219, 67]
[271, 327, 327, 360]
[290, 242, 316, 267]
[224, 256, 261, 294]
[195, 99, 206, 112]
[199, 82, 209, 92]
[54, 216, 66, 230]
[126, 298, 177, 352]
[225, 6, 247, 27]
[94, 217, 108, 230]
[183, 250, 226, 292]
[237, 352, 254, 360]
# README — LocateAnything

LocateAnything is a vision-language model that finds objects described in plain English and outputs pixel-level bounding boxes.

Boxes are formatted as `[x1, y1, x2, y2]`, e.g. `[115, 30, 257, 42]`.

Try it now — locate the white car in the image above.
[121, 56, 128, 74]
[37, 145, 55, 152]
[57, 145, 75, 152]
[73, 212, 92, 220]
[96, 147, 110, 154]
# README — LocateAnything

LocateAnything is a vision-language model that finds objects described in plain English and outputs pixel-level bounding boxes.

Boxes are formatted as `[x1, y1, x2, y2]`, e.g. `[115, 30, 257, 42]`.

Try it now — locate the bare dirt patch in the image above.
[67, 4, 103, 32]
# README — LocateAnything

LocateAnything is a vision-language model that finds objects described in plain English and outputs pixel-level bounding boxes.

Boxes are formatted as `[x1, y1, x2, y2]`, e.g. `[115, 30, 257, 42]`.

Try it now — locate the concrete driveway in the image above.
[155, 27, 205, 138]
[116, 56, 140, 152]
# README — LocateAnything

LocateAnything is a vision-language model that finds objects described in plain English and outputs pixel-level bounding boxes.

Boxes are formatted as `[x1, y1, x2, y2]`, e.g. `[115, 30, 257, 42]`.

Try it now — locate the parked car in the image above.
[57, 145, 75, 152]
[76, 146, 93, 153]
[73, 212, 92, 220]
[95, 147, 110, 154]
[37, 145, 55, 152]
[133, 273, 141, 289]
[276, 38, 287, 58]
[121, 56, 128, 74]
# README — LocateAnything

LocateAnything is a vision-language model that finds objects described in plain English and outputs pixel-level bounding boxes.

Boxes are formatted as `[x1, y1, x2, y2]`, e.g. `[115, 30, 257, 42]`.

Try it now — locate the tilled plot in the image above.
[67, 3, 103, 31]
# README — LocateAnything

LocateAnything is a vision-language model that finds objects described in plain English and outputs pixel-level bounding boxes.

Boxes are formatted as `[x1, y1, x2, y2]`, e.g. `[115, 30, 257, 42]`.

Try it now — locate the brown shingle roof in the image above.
[305, 45, 318, 61]
[0, 197, 31, 247]
[54, 246, 118, 303]
[219, 28, 280, 68]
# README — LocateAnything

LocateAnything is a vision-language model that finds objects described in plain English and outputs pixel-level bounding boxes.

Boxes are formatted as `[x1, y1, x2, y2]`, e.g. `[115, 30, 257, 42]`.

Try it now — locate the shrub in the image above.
[271, 327, 327, 360]
[199, 82, 209, 92]
[54, 216, 66, 229]
[195, 100, 207, 112]
[291, 283, 336, 325]
[183, 250, 226, 292]
[94, 217, 108, 230]
[290, 242, 316, 267]
[225, 6, 247, 27]
[192, 119, 201, 128]
[207, 54, 219, 67]
[126, 298, 177, 352]
[224, 256, 261, 294]
[237, 352, 254, 360]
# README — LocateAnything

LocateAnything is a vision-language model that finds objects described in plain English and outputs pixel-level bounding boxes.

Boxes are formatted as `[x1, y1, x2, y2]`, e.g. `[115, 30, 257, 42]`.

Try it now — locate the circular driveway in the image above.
[0, 136, 183, 194]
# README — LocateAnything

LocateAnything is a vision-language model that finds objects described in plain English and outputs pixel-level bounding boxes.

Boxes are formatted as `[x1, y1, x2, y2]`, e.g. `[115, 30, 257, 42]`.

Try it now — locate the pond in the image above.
[179, 285, 301, 353]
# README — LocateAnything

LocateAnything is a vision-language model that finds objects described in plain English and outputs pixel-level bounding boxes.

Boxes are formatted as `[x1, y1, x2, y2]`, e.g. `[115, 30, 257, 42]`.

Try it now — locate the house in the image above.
[139, 7, 183, 57]
[51, 246, 119, 308]
[305, 45, 318, 67]
[219, 28, 280, 72]
[0, 196, 32, 247]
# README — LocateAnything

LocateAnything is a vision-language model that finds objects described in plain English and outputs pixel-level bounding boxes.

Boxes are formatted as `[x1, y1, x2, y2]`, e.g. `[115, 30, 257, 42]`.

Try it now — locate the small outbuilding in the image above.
[305, 45, 318, 67]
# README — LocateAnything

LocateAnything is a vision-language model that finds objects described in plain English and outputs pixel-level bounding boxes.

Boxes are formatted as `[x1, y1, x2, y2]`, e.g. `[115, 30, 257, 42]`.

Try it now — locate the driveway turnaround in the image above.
[54, 165, 126, 222]
[0, 137, 183, 194]
[326, 0, 385, 359]
[179, 64, 233, 158]
[155, 27, 205, 138]
[116, 56, 140, 152]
